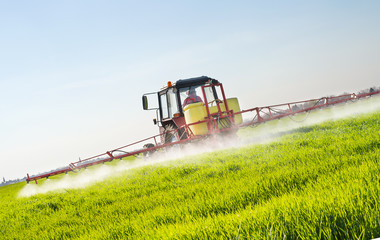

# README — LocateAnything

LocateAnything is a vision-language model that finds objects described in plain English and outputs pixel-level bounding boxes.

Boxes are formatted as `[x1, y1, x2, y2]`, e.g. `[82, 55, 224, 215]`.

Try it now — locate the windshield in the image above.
[179, 84, 221, 110]
[179, 85, 204, 109]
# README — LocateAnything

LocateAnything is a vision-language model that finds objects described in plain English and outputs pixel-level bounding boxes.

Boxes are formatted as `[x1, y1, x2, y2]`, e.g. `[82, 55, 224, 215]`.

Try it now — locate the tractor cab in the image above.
[142, 76, 242, 144]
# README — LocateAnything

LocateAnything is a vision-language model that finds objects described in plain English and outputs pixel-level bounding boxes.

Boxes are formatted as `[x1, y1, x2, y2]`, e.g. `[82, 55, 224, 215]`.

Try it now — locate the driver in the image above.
[182, 89, 203, 108]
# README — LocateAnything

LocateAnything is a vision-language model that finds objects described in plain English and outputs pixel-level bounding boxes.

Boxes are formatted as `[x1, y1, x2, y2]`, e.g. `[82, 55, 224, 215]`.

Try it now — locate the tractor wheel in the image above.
[164, 124, 188, 144]
[164, 124, 178, 144]
[143, 143, 156, 158]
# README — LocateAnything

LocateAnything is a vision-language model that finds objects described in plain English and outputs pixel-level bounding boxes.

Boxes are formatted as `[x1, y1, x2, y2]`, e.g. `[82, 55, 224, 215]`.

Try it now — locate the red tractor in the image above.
[142, 76, 242, 145]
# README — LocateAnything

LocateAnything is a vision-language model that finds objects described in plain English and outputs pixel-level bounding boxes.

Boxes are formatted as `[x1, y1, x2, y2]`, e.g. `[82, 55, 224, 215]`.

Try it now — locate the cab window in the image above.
[167, 88, 179, 117]
[160, 93, 169, 119]
[179, 85, 205, 110]
[160, 88, 179, 119]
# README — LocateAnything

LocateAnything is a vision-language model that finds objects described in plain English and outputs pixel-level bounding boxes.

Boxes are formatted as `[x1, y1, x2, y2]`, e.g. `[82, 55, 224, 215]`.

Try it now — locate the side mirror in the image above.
[142, 95, 148, 110]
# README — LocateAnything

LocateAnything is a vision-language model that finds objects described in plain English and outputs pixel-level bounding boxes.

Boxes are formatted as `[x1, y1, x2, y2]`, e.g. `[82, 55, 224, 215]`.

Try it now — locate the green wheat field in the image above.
[1, 107, 379, 239]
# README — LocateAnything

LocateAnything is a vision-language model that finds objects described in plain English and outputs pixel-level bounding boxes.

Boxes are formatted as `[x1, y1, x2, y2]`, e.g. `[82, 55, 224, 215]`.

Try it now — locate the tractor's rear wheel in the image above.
[164, 123, 188, 144]
[164, 124, 178, 144]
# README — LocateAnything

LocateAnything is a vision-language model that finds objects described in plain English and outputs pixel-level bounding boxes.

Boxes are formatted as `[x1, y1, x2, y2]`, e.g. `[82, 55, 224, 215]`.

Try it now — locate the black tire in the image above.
[164, 124, 178, 144]
[143, 143, 156, 158]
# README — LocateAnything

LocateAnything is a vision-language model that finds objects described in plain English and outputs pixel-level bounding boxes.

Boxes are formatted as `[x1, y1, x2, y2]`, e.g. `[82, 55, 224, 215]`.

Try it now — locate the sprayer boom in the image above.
[26, 77, 380, 184]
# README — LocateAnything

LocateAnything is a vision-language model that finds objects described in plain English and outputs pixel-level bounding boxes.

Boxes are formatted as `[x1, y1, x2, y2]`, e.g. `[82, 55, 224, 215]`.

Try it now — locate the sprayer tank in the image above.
[183, 98, 242, 136]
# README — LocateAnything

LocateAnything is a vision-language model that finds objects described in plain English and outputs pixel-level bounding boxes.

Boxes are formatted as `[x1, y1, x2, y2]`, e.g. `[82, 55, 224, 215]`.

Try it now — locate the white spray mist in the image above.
[18, 96, 380, 197]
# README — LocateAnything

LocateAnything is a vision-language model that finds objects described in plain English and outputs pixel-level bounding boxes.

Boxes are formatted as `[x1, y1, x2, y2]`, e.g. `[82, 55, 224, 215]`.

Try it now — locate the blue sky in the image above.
[1, 1, 379, 180]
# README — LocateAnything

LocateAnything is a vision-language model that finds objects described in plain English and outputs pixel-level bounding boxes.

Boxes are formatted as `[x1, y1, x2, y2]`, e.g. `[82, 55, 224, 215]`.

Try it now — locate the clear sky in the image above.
[1, 1, 379, 180]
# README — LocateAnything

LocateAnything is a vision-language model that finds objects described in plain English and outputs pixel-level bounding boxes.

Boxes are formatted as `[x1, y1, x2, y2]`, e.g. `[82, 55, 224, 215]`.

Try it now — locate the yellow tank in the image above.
[226, 98, 243, 125]
[208, 98, 242, 127]
[183, 98, 242, 135]
[183, 102, 208, 136]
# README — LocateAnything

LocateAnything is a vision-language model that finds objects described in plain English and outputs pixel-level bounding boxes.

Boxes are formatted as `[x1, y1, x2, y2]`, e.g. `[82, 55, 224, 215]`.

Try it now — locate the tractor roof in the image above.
[175, 76, 219, 89]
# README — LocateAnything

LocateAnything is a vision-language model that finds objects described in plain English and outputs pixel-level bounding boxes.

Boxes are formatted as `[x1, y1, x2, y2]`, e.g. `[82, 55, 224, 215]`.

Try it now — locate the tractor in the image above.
[142, 76, 242, 145]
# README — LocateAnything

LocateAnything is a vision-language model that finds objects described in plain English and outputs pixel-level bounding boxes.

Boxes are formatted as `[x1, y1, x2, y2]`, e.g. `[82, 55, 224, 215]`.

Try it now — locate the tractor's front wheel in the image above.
[143, 143, 156, 158]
